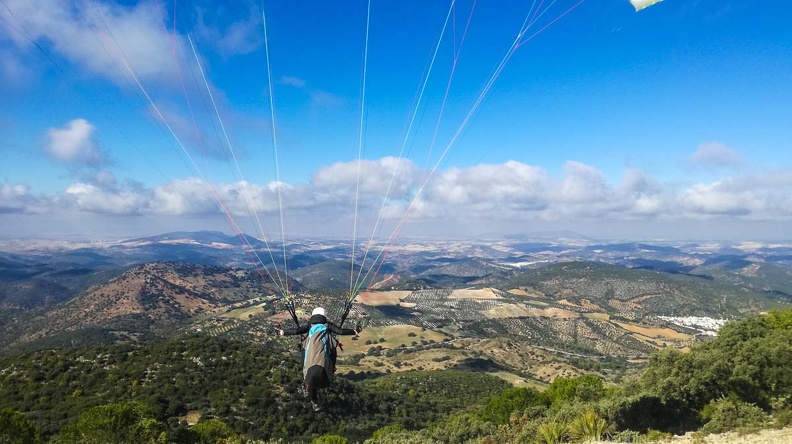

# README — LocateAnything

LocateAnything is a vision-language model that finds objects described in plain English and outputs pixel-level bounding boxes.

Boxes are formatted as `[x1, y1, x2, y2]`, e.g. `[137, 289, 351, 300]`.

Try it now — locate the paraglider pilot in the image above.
[278, 307, 360, 411]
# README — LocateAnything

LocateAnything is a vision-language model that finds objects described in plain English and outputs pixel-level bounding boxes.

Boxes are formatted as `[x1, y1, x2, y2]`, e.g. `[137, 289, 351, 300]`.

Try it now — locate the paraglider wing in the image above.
[629, 0, 663, 11]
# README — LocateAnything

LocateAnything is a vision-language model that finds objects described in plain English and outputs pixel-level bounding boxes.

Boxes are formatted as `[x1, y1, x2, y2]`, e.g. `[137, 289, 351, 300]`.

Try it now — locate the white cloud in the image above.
[5, 158, 792, 239]
[680, 170, 792, 218]
[151, 179, 216, 215]
[313, 157, 420, 199]
[46, 119, 105, 166]
[0, 183, 32, 213]
[195, 6, 263, 57]
[426, 161, 548, 209]
[688, 142, 743, 167]
[280, 76, 307, 88]
[65, 182, 150, 215]
[1, 0, 176, 85]
[554, 161, 611, 204]
[278, 76, 345, 107]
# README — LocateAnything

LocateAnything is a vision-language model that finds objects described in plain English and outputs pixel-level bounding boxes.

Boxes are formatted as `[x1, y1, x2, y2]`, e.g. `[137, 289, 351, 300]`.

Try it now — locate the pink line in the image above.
[425, 0, 477, 169]
[528, 0, 547, 30]
[517, 0, 587, 49]
[95, 17, 276, 294]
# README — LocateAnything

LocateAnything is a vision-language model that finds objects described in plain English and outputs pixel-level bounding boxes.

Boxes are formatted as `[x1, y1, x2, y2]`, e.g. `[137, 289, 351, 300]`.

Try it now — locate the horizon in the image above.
[1, 228, 791, 247]
[1, 0, 791, 241]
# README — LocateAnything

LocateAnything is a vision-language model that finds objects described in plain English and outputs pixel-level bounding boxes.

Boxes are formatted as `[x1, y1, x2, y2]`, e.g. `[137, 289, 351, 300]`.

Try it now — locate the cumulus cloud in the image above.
[313, 157, 420, 200]
[7, 158, 792, 239]
[425, 161, 548, 213]
[0, 0, 176, 85]
[680, 170, 792, 219]
[0, 183, 31, 213]
[65, 183, 150, 215]
[554, 161, 611, 204]
[688, 142, 743, 167]
[46, 119, 105, 166]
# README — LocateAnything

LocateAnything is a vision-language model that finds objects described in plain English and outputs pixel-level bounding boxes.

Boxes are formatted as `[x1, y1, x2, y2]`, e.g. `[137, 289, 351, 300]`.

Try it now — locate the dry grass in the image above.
[223, 303, 267, 320]
[589, 427, 792, 443]
[486, 303, 536, 319]
[356, 290, 412, 306]
[347, 325, 448, 353]
[558, 299, 581, 309]
[178, 411, 201, 426]
[528, 307, 580, 319]
[614, 321, 692, 340]
[585, 312, 611, 321]
[489, 371, 548, 390]
[449, 288, 499, 299]
[507, 288, 546, 298]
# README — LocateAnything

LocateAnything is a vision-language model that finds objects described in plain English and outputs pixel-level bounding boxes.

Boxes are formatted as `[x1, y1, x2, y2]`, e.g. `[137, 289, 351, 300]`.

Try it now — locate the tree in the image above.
[192, 419, 237, 444]
[58, 402, 166, 444]
[545, 375, 605, 406]
[0, 408, 42, 444]
[479, 387, 549, 424]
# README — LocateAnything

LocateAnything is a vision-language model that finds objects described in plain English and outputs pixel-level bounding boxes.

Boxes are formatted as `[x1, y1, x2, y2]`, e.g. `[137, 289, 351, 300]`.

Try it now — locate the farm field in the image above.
[613, 321, 693, 340]
[356, 290, 412, 306]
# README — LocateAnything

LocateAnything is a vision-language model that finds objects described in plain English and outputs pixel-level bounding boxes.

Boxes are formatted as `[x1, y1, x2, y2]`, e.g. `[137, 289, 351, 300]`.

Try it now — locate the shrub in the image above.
[192, 419, 237, 443]
[644, 429, 672, 441]
[699, 399, 769, 434]
[429, 413, 496, 443]
[612, 430, 641, 443]
[312, 435, 348, 444]
[0, 408, 42, 444]
[478, 387, 549, 424]
[568, 411, 611, 442]
[536, 420, 568, 444]
[58, 402, 166, 444]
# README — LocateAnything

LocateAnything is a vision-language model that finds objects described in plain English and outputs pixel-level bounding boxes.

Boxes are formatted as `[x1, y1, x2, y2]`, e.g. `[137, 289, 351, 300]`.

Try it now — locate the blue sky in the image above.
[1, 0, 791, 241]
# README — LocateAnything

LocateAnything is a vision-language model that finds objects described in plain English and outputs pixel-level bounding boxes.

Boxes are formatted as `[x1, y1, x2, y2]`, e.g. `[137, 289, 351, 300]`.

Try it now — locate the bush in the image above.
[58, 402, 166, 444]
[546, 375, 606, 406]
[536, 420, 568, 444]
[773, 409, 792, 428]
[192, 419, 237, 443]
[478, 387, 549, 424]
[699, 399, 769, 434]
[568, 411, 611, 442]
[429, 414, 495, 443]
[644, 429, 672, 441]
[611, 430, 641, 443]
[312, 435, 348, 444]
[0, 408, 42, 444]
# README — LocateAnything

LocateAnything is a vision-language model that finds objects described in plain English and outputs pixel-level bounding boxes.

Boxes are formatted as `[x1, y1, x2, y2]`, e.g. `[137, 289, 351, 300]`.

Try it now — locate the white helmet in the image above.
[312, 307, 326, 317]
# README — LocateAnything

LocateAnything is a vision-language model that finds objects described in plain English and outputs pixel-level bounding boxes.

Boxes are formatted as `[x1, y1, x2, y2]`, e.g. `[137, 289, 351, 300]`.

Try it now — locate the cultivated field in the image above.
[449, 288, 499, 299]
[614, 321, 693, 340]
[356, 290, 412, 306]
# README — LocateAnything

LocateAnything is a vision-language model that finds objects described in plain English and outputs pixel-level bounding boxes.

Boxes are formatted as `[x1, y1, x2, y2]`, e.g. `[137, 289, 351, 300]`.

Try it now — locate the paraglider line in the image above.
[262, 5, 291, 299]
[353, 0, 458, 294]
[350, 0, 372, 302]
[517, 0, 587, 48]
[187, 34, 289, 294]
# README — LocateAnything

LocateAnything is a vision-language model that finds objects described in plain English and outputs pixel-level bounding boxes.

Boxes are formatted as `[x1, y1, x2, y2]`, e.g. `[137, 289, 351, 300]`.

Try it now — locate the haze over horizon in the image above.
[1, 0, 791, 241]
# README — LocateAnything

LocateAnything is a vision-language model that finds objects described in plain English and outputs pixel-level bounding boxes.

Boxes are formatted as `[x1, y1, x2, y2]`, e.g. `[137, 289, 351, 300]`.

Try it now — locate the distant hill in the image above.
[500, 261, 787, 317]
[289, 260, 363, 289]
[0, 262, 300, 354]
[124, 230, 266, 247]
[0, 261, 127, 310]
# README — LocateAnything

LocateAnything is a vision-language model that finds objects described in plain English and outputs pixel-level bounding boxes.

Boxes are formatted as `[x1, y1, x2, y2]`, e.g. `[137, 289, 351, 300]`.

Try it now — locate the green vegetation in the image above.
[1, 309, 790, 443]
